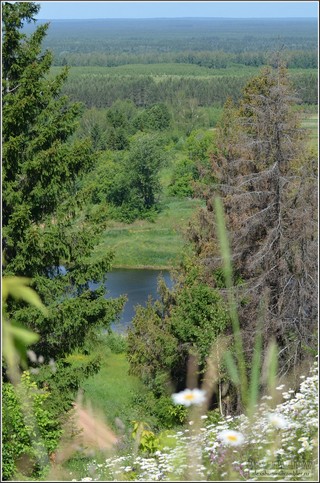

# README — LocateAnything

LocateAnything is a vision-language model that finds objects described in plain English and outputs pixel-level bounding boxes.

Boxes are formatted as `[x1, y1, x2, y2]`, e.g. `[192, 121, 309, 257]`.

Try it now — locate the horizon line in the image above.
[37, 16, 318, 20]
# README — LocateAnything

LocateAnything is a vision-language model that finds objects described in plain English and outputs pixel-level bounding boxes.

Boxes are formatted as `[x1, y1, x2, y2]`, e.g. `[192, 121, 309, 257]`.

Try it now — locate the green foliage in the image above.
[168, 158, 195, 198]
[186, 129, 214, 163]
[2, 372, 62, 480]
[131, 421, 160, 454]
[127, 259, 229, 426]
[170, 281, 229, 366]
[133, 103, 171, 132]
[2, 0, 124, 435]
[151, 395, 188, 428]
[145, 103, 171, 131]
[126, 134, 166, 209]
[169, 128, 219, 198]
[97, 134, 167, 221]
[33, 350, 102, 417]
[127, 300, 178, 392]
[101, 331, 128, 354]
[79, 115, 171, 222]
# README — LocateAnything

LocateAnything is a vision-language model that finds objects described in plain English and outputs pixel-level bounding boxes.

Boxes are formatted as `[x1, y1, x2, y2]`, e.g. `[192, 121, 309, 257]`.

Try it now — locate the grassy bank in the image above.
[81, 349, 149, 433]
[92, 198, 204, 269]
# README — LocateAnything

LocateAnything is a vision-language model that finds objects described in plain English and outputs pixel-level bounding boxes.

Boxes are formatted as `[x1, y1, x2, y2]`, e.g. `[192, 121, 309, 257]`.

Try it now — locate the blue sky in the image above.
[36, 1, 318, 20]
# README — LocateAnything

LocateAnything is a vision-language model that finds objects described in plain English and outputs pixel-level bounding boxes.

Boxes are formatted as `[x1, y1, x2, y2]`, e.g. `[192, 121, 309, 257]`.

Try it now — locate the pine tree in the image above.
[2, 1, 124, 410]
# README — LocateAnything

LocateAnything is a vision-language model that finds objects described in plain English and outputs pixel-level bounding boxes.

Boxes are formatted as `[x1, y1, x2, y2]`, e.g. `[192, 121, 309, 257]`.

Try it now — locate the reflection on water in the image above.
[89, 268, 173, 333]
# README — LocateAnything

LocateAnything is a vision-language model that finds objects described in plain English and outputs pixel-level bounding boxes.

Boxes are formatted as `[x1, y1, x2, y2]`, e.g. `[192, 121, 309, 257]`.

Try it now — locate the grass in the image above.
[50, 64, 258, 79]
[50, 64, 317, 80]
[81, 350, 148, 433]
[302, 113, 318, 151]
[92, 198, 204, 269]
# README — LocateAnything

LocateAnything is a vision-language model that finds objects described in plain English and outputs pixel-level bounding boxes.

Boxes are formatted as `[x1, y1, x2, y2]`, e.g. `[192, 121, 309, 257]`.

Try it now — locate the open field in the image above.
[302, 113, 318, 150]
[51, 64, 317, 79]
[93, 198, 204, 269]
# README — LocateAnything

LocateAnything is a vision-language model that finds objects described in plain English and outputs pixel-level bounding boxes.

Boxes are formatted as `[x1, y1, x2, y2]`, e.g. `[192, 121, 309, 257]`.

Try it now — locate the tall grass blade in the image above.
[263, 339, 278, 405]
[214, 196, 248, 406]
[224, 350, 240, 385]
[248, 320, 263, 417]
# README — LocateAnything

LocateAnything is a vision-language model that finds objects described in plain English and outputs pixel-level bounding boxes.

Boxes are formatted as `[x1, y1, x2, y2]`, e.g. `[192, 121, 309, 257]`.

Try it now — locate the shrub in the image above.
[168, 158, 195, 198]
[2, 372, 62, 480]
[102, 331, 128, 354]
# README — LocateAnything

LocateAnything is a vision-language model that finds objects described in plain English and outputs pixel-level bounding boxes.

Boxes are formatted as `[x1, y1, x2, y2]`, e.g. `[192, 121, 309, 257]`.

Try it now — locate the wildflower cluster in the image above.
[75, 360, 318, 481]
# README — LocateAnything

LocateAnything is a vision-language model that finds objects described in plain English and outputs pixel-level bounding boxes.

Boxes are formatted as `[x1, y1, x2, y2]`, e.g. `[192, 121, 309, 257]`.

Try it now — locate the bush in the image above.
[168, 158, 195, 197]
[2, 372, 62, 480]
[103, 331, 128, 354]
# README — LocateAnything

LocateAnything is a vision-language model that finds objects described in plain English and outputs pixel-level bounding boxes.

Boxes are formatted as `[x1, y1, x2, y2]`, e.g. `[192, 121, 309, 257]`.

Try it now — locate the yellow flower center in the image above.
[184, 394, 195, 400]
[227, 435, 238, 442]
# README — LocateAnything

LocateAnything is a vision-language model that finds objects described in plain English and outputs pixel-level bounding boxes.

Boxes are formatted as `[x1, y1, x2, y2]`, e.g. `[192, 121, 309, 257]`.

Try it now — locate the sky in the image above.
[36, 1, 319, 20]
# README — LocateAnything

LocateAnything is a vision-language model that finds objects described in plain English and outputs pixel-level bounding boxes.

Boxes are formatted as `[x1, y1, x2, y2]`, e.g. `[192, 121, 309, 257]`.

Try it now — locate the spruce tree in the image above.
[2, 1, 124, 409]
[189, 65, 317, 381]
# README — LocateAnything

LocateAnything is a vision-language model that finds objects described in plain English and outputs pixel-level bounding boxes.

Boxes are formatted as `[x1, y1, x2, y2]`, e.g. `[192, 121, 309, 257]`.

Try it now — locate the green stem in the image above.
[214, 196, 248, 407]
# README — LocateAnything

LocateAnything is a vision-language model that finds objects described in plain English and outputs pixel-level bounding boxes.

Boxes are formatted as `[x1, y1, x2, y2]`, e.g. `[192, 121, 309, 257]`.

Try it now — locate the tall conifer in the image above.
[189, 65, 317, 379]
[2, 1, 124, 408]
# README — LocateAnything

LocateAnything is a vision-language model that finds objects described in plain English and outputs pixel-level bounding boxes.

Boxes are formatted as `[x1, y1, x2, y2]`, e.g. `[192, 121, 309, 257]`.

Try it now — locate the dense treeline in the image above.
[25, 16, 317, 109]
[59, 70, 317, 108]
[23, 17, 317, 61]
[23, 18, 317, 72]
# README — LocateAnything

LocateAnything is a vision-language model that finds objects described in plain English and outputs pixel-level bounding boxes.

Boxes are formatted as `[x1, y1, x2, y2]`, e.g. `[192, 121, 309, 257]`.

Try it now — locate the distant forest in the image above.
[24, 18, 318, 67]
[22, 17, 318, 109]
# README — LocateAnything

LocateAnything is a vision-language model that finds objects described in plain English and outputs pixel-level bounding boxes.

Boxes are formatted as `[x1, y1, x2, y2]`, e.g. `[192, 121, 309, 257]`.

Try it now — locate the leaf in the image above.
[8, 323, 40, 346]
[3, 319, 40, 377]
[2, 277, 48, 316]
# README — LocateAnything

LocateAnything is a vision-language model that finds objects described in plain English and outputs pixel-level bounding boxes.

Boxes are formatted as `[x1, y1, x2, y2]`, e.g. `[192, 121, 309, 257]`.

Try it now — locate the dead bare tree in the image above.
[188, 65, 318, 378]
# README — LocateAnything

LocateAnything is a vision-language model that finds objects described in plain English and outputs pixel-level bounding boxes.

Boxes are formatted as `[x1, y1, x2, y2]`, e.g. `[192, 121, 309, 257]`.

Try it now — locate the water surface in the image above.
[90, 268, 173, 332]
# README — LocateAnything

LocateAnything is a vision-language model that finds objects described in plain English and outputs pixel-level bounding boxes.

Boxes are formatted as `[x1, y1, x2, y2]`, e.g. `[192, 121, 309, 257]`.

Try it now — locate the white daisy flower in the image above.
[268, 413, 289, 429]
[171, 388, 206, 407]
[219, 430, 245, 446]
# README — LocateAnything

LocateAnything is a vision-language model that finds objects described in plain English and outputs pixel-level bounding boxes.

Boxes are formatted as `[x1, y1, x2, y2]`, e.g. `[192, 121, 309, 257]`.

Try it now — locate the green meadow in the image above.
[302, 113, 318, 150]
[93, 198, 204, 269]
[51, 64, 317, 79]
[81, 351, 148, 432]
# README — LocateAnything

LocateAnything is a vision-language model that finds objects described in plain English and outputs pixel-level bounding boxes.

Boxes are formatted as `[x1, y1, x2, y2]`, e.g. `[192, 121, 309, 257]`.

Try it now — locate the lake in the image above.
[89, 268, 173, 332]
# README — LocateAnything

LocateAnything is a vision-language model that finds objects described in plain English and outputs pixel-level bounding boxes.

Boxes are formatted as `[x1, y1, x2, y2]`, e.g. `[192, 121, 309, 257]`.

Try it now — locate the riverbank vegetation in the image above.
[2, 3, 318, 481]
